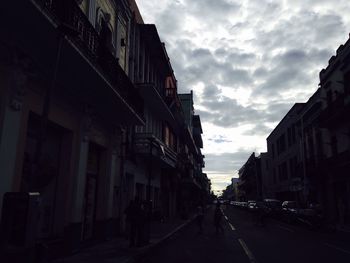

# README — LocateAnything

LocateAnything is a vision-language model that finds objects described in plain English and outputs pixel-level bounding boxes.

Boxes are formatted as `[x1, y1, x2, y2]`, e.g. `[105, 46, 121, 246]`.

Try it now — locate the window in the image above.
[289, 156, 297, 177]
[118, 16, 128, 71]
[292, 125, 296, 144]
[287, 127, 292, 147]
[331, 136, 338, 156]
[135, 183, 145, 200]
[278, 162, 288, 181]
[163, 124, 176, 151]
[344, 71, 350, 95]
[326, 90, 332, 107]
[277, 134, 286, 154]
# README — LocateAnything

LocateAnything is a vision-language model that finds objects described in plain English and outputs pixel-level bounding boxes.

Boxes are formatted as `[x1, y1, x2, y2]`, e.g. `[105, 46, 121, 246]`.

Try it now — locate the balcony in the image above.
[139, 24, 173, 76]
[166, 88, 176, 99]
[7, 0, 144, 124]
[134, 133, 177, 168]
[177, 149, 194, 171]
[137, 83, 176, 127]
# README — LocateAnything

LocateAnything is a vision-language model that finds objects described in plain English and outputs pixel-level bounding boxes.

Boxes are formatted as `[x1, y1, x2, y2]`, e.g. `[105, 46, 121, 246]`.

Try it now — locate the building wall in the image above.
[266, 104, 305, 201]
[260, 152, 271, 198]
[318, 39, 350, 225]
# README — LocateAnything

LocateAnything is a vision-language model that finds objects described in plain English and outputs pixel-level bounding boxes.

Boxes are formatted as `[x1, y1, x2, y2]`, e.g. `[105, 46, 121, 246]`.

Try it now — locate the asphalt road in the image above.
[139, 205, 350, 263]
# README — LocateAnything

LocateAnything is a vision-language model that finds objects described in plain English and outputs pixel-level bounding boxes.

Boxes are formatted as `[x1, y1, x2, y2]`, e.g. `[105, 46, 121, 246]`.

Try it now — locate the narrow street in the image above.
[139, 205, 350, 263]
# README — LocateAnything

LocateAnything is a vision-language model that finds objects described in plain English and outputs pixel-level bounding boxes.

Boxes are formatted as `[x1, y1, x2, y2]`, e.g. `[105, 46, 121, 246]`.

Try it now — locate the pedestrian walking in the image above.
[214, 203, 224, 234]
[196, 205, 204, 234]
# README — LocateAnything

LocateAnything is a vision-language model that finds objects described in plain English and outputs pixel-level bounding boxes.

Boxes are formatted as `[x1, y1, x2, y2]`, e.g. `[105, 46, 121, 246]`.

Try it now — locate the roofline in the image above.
[266, 103, 305, 140]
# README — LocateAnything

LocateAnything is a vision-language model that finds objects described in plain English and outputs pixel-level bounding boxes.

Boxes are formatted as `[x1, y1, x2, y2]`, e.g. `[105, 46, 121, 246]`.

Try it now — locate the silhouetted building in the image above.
[178, 91, 208, 208]
[0, 0, 145, 256]
[318, 36, 350, 228]
[259, 152, 271, 199]
[237, 153, 261, 201]
[0, 0, 207, 260]
[298, 89, 325, 205]
[266, 103, 305, 202]
[222, 178, 239, 200]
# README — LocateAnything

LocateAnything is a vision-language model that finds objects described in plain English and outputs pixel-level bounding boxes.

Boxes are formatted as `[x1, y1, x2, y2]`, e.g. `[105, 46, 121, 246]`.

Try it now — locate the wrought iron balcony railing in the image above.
[133, 133, 177, 167]
[33, 0, 143, 116]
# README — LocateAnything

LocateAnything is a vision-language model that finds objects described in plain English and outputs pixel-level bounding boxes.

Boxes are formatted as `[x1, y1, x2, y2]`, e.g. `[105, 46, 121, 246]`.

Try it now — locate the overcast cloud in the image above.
[136, 0, 350, 194]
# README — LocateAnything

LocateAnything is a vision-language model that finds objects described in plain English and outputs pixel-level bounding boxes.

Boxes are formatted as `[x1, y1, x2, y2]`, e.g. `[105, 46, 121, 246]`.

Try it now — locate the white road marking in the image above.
[238, 238, 258, 263]
[224, 216, 228, 220]
[324, 243, 350, 255]
[276, 225, 294, 233]
[229, 222, 236, 231]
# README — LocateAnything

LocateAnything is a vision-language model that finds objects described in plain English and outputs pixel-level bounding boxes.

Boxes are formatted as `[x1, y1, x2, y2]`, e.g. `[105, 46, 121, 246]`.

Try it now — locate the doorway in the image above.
[21, 112, 67, 239]
[81, 143, 101, 241]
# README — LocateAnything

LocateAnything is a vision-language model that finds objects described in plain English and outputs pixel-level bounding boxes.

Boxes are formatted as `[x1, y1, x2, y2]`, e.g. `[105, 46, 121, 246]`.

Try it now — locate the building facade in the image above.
[266, 103, 305, 202]
[237, 152, 261, 201]
[0, 0, 208, 260]
[317, 38, 350, 227]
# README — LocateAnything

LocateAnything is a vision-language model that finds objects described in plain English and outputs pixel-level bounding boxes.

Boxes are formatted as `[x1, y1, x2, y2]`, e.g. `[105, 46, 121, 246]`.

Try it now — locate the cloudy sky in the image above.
[136, 0, 350, 194]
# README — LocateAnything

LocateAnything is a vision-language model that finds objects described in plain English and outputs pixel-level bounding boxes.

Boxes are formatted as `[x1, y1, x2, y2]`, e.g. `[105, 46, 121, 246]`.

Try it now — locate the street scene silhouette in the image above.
[0, 0, 350, 262]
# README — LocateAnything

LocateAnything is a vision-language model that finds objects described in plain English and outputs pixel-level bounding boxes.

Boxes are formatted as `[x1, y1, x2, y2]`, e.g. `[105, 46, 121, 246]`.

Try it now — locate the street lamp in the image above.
[145, 136, 154, 244]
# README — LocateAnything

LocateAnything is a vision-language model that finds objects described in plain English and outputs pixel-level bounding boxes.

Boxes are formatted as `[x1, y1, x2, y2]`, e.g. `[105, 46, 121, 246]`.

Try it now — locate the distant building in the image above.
[237, 153, 261, 201]
[266, 103, 305, 202]
[259, 152, 271, 199]
[222, 178, 238, 200]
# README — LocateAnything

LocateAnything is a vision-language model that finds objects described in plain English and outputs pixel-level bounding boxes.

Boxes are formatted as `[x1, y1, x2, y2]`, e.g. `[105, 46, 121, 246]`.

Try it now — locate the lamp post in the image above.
[145, 136, 154, 244]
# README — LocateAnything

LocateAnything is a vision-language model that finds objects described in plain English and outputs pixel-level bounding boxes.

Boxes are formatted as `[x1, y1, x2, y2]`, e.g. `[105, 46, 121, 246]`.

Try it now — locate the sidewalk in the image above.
[53, 216, 195, 263]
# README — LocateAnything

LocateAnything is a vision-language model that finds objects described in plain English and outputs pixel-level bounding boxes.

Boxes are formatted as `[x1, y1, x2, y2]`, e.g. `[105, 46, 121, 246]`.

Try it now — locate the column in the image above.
[0, 49, 28, 218]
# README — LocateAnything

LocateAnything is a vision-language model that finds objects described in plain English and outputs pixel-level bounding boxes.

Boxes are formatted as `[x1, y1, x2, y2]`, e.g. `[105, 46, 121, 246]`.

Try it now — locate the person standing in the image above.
[214, 203, 224, 234]
[196, 205, 204, 234]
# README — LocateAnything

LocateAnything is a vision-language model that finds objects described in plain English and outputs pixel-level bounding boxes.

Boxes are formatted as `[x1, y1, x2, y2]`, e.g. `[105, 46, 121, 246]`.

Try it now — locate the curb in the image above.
[124, 216, 196, 263]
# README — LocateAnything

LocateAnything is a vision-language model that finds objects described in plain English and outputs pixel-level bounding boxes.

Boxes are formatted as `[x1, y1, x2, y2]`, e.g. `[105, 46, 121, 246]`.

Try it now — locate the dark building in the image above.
[317, 36, 350, 228]
[266, 103, 305, 202]
[0, 0, 208, 261]
[237, 153, 261, 201]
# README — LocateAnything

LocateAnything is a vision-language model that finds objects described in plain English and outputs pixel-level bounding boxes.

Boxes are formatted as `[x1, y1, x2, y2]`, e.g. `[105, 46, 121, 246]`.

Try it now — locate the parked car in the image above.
[263, 199, 282, 217]
[247, 200, 258, 211]
[295, 204, 324, 229]
[281, 201, 298, 223]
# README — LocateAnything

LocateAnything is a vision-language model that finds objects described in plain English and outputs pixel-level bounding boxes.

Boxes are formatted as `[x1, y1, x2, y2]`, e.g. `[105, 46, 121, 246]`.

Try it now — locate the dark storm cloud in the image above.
[199, 84, 297, 128]
[205, 151, 254, 174]
[225, 52, 256, 66]
[253, 11, 345, 52]
[264, 102, 296, 123]
[174, 46, 254, 90]
[197, 94, 263, 128]
[243, 123, 273, 136]
[252, 47, 333, 98]
[187, 0, 240, 24]
[208, 135, 232, 144]
[136, 0, 350, 187]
